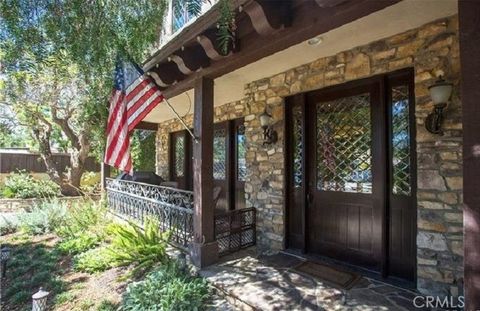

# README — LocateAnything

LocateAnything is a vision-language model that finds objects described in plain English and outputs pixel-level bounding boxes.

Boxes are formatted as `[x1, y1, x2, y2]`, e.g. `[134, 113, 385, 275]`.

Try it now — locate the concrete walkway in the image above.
[200, 249, 423, 311]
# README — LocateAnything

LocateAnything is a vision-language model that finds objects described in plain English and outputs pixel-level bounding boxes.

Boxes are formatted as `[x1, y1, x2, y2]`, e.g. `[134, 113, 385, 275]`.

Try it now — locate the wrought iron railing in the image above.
[215, 207, 256, 256]
[105, 178, 194, 249]
[106, 178, 257, 255]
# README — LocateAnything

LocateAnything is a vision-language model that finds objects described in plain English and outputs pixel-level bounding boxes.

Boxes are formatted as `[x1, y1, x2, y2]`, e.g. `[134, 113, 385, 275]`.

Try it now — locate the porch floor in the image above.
[199, 249, 422, 311]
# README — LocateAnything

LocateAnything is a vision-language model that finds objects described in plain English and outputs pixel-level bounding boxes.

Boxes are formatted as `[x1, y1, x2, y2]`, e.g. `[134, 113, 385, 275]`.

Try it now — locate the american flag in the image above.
[104, 58, 164, 174]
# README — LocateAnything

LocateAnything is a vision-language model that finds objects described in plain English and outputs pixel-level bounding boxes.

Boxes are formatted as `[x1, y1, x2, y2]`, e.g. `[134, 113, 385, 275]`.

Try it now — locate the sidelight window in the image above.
[292, 105, 303, 188]
[175, 136, 185, 177]
[213, 128, 227, 180]
[237, 125, 247, 182]
[391, 85, 411, 195]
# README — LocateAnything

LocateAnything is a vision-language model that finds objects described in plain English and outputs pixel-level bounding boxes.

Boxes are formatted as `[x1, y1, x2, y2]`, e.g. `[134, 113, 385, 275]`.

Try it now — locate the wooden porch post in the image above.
[101, 162, 110, 191]
[459, 0, 480, 308]
[190, 76, 218, 267]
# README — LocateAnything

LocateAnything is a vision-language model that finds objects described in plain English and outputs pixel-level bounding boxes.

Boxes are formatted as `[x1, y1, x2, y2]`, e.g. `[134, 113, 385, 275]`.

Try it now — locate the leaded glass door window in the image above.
[315, 93, 372, 193]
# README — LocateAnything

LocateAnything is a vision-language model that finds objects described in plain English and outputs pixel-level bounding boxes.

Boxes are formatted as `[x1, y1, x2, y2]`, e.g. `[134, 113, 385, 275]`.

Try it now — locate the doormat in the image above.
[293, 261, 361, 290]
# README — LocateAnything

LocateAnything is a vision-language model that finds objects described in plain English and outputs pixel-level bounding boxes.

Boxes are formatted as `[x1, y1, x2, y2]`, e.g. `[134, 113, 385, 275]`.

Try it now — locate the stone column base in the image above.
[189, 241, 219, 268]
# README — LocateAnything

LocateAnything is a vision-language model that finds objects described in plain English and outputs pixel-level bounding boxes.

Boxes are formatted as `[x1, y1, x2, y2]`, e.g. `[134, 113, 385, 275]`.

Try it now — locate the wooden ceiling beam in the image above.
[163, 0, 400, 99]
[315, 0, 349, 8]
[149, 62, 186, 86]
[143, 0, 250, 71]
[169, 45, 210, 75]
[197, 28, 237, 61]
[243, 0, 291, 36]
[134, 121, 159, 131]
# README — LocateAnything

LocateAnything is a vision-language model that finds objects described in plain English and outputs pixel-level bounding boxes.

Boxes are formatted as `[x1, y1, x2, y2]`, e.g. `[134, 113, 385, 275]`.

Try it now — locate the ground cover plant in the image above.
[1, 199, 214, 310]
[1, 171, 60, 199]
[122, 263, 211, 311]
[0, 234, 67, 311]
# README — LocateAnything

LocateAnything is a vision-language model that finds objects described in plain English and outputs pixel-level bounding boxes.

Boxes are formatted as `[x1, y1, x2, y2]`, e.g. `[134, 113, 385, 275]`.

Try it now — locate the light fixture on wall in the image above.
[425, 75, 453, 135]
[259, 109, 277, 145]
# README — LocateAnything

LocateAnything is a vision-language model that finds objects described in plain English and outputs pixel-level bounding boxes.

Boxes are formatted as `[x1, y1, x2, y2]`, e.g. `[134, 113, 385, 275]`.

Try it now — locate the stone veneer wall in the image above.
[156, 16, 462, 295]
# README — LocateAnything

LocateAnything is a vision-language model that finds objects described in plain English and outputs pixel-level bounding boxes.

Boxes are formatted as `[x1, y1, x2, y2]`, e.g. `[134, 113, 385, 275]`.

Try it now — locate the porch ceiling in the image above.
[142, 0, 458, 124]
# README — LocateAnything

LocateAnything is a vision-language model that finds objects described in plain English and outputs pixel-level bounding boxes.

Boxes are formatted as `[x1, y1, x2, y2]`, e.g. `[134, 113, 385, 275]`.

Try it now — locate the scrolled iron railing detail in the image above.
[106, 178, 194, 209]
[105, 178, 194, 249]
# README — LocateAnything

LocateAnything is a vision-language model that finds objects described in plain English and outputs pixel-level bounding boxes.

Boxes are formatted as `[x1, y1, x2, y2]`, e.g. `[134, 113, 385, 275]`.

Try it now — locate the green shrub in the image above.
[18, 199, 68, 235]
[57, 231, 103, 255]
[122, 263, 210, 311]
[80, 171, 101, 194]
[97, 300, 118, 311]
[73, 247, 113, 273]
[2, 171, 59, 199]
[55, 199, 109, 239]
[0, 214, 19, 235]
[54, 291, 76, 306]
[107, 219, 170, 277]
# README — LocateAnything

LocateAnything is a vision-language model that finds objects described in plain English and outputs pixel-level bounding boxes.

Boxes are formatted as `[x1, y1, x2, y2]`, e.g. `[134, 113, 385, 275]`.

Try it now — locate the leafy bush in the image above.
[80, 171, 101, 194]
[0, 214, 19, 235]
[97, 300, 118, 311]
[73, 247, 113, 273]
[122, 263, 211, 311]
[18, 199, 68, 235]
[1, 171, 59, 199]
[57, 231, 103, 255]
[107, 219, 170, 276]
[55, 200, 110, 254]
[55, 199, 108, 239]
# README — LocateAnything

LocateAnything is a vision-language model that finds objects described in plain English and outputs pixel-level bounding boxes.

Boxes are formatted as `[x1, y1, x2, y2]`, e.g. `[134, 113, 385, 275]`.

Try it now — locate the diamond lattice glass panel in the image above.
[213, 128, 226, 180]
[175, 136, 185, 177]
[316, 93, 372, 193]
[392, 85, 411, 195]
[237, 125, 247, 181]
[292, 105, 303, 188]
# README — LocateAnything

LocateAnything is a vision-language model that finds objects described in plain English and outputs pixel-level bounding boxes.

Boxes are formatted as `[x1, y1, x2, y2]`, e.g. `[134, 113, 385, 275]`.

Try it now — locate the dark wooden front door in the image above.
[286, 70, 416, 282]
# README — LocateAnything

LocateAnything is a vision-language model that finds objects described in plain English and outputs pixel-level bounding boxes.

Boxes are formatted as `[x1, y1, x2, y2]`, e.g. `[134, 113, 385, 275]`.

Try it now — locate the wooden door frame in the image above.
[284, 95, 307, 252]
[284, 68, 416, 281]
[232, 118, 246, 210]
[385, 68, 417, 281]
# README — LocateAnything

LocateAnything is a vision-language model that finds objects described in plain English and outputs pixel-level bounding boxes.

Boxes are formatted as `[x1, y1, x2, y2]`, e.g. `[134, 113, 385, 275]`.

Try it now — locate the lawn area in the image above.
[0, 199, 213, 311]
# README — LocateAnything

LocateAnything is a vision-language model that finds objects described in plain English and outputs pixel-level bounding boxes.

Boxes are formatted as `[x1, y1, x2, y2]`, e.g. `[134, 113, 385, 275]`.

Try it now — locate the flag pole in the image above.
[163, 98, 198, 143]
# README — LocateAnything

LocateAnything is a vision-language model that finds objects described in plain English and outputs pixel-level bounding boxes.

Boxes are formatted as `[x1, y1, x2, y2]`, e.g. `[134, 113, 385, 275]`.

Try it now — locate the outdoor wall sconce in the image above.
[259, 109, 278, 145]
[425, 76, 453, 135]
[1, 246, 10, 278]
[32, 287, 50, 311]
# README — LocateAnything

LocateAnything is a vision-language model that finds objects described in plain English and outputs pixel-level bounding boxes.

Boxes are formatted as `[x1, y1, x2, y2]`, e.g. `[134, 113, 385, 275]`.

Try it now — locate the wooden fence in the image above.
[0, 152, 100, 174]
